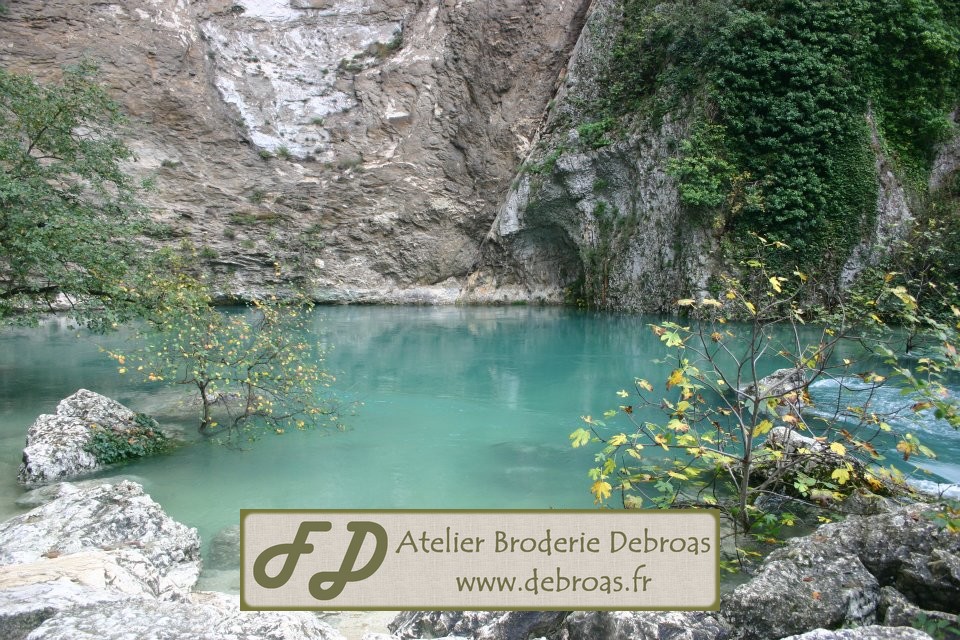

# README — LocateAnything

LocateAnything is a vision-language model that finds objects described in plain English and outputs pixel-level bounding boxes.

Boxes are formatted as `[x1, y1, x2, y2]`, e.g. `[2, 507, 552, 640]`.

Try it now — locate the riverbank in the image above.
[0, 478, 957, 639]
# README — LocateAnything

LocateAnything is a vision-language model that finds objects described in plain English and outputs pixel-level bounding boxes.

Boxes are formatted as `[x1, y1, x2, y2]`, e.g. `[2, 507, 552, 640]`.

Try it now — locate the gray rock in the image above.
[724, 503, 960, 640]
[208, 524, 241, 570]
[779, 627, 934, 640]
[739, 368, 807, 411]
[0, 551, 154, 640]
[15, 476, 147, 509]
[24, 591, 343, 640]
[17, 390, 164, 486]
[0, 480, 201, 600]
[724, 555, 880, 640]
[390, 611, 567, 640]
[562, 610, 729, 640]
[880, 586, 960, 639]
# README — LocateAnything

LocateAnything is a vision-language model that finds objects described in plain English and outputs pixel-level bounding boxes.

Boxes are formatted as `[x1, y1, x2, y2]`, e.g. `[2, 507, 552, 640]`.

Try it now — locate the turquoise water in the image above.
[1, 306, 958, 563]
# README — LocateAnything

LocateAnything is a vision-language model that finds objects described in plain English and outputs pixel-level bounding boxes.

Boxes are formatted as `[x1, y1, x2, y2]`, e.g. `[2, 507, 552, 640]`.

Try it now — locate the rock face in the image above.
[462, 0, 958, 312]
[0, 0, 590, 304]
[18, 389, 164, 486]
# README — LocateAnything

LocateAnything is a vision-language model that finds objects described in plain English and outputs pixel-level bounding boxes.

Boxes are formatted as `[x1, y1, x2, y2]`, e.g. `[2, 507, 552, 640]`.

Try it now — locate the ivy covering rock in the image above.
[18, 389, 171, 486]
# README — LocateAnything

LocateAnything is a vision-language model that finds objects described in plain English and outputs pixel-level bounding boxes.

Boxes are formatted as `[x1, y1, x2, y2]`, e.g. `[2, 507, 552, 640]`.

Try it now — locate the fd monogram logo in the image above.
[252, 521, 388, 600]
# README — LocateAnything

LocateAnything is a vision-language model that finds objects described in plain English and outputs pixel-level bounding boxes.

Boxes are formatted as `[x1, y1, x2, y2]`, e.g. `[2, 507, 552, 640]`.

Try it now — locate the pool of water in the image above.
[1, 306, 958, 578]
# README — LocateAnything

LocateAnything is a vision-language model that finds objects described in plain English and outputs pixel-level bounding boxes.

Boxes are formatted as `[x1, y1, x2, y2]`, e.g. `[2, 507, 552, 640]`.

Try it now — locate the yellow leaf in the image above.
[831, 467, 850, 485]
[769, 277, 782, 293]
[626, 447, 644, 459]
[591, 480, 612, 503]
[667, 470, 687, 480]
[829, 442, 846, 456]
[666, 369, 684, 390]
[637, 379, 653, 392]
[752, 419, 774, 437]
[701, 298, 723, 308]
[677, 298, 696, 307]
[617, 389, 630, 398]
[745, 301, 757, 315]
[609, 433, 628, 446]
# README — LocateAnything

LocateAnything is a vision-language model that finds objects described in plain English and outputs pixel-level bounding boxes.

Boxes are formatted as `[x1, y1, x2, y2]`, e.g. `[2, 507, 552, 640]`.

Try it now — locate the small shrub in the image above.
[141, 221, 176, 240]
[249, 189, 267, 204]
[276, 146, 291, 160]
[229, 211, 258, 226]
[258, 149, 273, 161]
[223, 228, 237, 240]
[160, 159, 181, 169]
[199, 246, 218, 260]
[576, 118, 614, 149]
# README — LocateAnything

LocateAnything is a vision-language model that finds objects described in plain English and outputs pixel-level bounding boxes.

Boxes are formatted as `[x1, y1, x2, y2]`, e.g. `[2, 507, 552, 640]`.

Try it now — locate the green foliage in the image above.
[83, 413, 171, 466]
[571, 240, 959, 564]
[0, 62, 143, 329]
[594, 0, 960, 271]
[911, 611, 960, 640]
[576, 118, 615, 149]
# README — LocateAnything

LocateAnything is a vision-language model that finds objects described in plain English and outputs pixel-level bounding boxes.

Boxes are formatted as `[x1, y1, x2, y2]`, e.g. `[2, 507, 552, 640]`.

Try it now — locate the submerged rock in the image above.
[17, 389, 167, 486]
[207, 524, 241, 570]
[0, 480, 201, 600]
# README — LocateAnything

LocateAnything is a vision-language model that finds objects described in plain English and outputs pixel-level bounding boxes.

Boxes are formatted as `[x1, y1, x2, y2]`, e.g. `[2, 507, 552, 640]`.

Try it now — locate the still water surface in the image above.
[1, 306, 958, 578]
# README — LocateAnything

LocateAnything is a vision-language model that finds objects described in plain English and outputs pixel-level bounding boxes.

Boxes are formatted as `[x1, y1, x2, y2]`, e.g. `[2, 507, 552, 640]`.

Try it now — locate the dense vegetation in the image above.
[591, 0, 959, 274]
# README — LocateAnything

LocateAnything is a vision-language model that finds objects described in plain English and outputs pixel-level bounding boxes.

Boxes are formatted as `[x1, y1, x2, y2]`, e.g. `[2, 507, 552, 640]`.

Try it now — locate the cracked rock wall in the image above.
[0, 0, 591, 302]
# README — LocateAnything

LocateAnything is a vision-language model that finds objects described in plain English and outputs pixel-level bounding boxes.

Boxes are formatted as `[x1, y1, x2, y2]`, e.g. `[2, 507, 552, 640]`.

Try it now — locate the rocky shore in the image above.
[0, 477, 956, 640]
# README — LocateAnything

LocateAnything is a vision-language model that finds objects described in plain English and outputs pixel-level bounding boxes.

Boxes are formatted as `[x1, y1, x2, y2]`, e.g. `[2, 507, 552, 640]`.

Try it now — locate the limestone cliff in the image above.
[0, 0, 590, 303]
[465, 0, 960, 312]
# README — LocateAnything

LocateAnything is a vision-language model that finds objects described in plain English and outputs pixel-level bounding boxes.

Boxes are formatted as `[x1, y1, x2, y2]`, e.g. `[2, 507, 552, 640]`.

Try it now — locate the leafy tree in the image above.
[0, 62, 143, 329]
[106, 252, 339, 438]
[571, 237, 959, 566]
